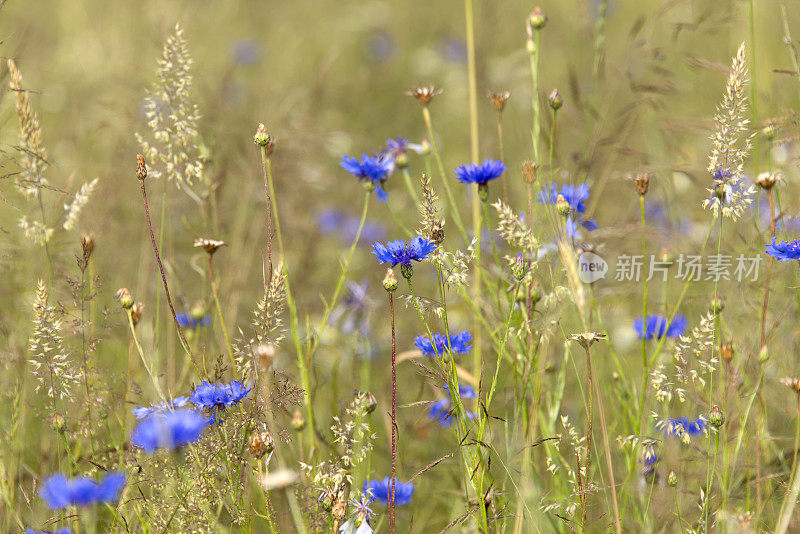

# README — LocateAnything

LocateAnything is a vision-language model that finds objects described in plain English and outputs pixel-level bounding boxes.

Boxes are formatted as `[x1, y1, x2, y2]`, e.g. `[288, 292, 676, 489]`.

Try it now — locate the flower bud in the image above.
[420, 139, 431, 156]
[253, 123, 274, 152]
[762, 124, 776, 141]
[759, 344, 769, 363]
[362, 391, 378, 414]
[709, 405, 724, 429]
[51, 412, 66, 432]
[556, 194, 571, 217]
[477, 183, 490, 202]
[191, 302, 206, 323]
[395, 152, 409, 169]
[291, 410, 306, 431]
[512, 254, 525, 281]
[528, 7, 547, 31]
[115, 288, 134, 310]
[634, 172, 651, 197]
[667, 471, 678, 487]
[383, 269, 398, 292]
[547, 89, 562, 111]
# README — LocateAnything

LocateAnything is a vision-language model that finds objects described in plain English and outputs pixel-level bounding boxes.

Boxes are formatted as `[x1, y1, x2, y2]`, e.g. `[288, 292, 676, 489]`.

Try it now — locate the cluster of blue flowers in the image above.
[429, 384, 478, 427]
[40, 472, 126, 509]
[414, 330, 472, 357]
[27, 529, 72, 534]
[537, 181, 598, 239]
[130, 380, 251, 453]
[634, 314, 687, 340]
[372, 236, 436, 269]
[363, 477, 414, 506]
[765, 237, 800, 262]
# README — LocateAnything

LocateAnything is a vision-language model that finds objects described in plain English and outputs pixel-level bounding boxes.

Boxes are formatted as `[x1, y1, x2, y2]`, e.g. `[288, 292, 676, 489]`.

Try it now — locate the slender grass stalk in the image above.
[400, 166, 420, 204]
[637, 195, 649, 436]
[126, 308, 164, 400]
[207, 254, 236, 377]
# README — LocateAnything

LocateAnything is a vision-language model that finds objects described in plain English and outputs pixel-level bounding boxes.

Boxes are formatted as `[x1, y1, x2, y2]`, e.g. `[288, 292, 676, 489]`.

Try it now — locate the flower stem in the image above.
[207, 254, 236, 377]
[388, 290, 397, 534]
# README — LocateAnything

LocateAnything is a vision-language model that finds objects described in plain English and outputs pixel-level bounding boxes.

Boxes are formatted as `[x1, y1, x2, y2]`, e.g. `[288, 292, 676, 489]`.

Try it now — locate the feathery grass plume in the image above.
[18, 217, 53, 246]
[135, 23, 204, 190]
[492, 199, 539, 253]
[7, 59, 48, 199]
[418, 173, 442, 242]
[253, 263, 286, 346]
[62, 178, 98, 230]
[704, 43, 755, 220]
[28, 280, 77, 399]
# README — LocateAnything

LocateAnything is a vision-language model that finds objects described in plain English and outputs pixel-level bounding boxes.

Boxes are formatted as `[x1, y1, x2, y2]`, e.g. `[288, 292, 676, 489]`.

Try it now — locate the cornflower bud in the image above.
[547, 89, 562, 110]
[383, 269, 398, 292]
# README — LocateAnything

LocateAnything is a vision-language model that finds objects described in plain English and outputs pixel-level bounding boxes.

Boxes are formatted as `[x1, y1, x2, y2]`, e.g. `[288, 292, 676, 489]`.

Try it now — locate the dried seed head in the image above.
[194, 237, 227, 255]
[254, 344, 275, 370]
[547, 89, 562, 110]
[51, 413, 66, 432]
[755, 171, 779, 191]
[136, 154, 147, 181]
[331, 499, 347, 521]
[633, 172, 651, 196]
[115, 288, 134, 310]
[568, 331, 607, 351]
[248, 430, 274, 458]
[382, 268, 398, 293]
[522, 161, 538, 184]
[430, 219, 445, 245]
[488, 91, 510, 112]
[779, 377, 800, 394]
[406, 85, 442, 106]
[720, 341, 734, 362]
[527, 7, 547, 33]
[253, 123, 275, 155]
[130, 302, 144, 327]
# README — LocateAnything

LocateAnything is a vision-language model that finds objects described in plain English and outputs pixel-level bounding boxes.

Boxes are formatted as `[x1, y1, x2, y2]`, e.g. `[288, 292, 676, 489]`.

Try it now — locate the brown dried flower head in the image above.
[634, 172, 651, 196]
[488, 91, 510, 112]
[755, 171, 779, 191]
[81, 233, 95, 260]
[568, 331, 607, 351]
[194, 237, 227, 255]
[720, 341, 734, 362]
[248, 429, 274, 458]
[136, 154, 147, 181]
[406, 85, 442, 106]
[522, 161, 538, 184]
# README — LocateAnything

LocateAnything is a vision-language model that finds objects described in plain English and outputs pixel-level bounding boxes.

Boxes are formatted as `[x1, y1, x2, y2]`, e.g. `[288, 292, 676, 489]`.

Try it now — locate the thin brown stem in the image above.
[583, 345, 594, 532]
[138, 173, 196, 372]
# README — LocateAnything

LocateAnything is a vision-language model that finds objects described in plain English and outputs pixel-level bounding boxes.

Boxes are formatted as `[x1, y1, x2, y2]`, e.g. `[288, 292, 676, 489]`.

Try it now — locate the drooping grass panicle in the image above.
[28, 280, 77, 400]
[253, 262, 287, 347]
[134, 23, 205, 190]
[62, 178, 99, 231]
[704, 43, 755, 220]
[7, 59, 48, 199]
[492, 199, 539, 253]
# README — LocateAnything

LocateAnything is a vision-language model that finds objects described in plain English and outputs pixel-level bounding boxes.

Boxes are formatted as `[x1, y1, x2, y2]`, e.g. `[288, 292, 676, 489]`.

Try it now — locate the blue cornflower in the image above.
[565, 216, 598, 240]
[40, 472, 126, 509]
[176, 313, 211, 328]
[765, 237, 800, 262]
[537, 182, 591, 213]
[132, 396, 190, 419]
[663, 417, 707, 438]
[371, 236, 436, 269]
[429, 384, 478, 427]
[189, 380, 251, 420]
[414, 331, 472, 357]
[27, 529, 72, 534]
[634, 314, 687, 340]
[131, 409, 211, 453]
[363, 477, 414, 506]
[454, 158, 506, 185]
[340, 153, 393, 202]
